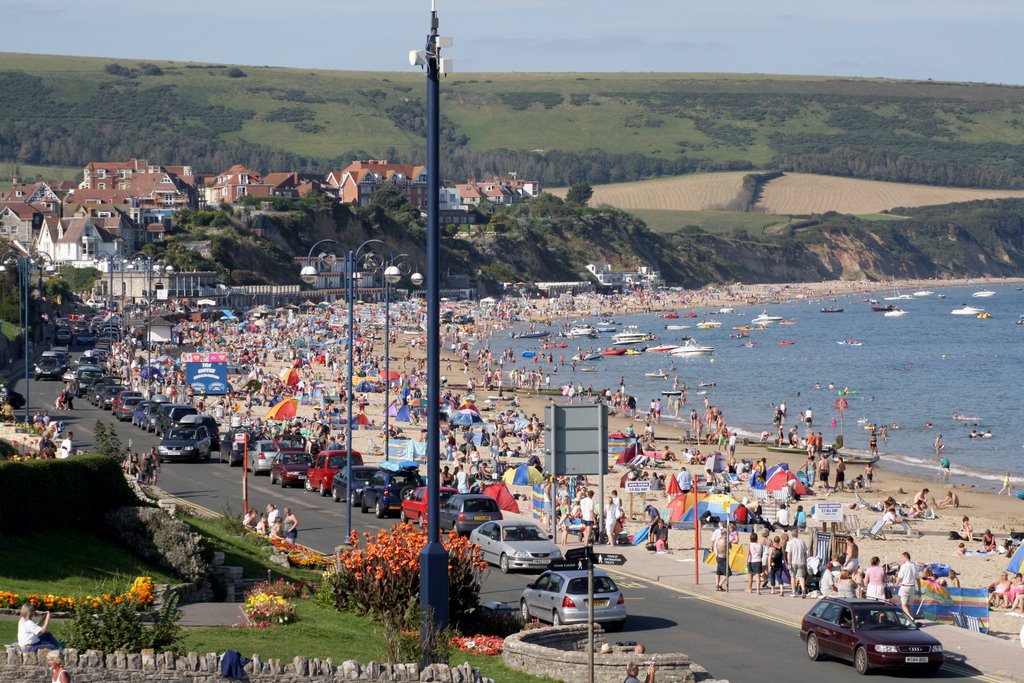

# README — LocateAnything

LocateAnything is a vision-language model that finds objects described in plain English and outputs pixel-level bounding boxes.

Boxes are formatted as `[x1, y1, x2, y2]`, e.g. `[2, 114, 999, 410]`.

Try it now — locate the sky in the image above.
[2, 0, 1023, 84]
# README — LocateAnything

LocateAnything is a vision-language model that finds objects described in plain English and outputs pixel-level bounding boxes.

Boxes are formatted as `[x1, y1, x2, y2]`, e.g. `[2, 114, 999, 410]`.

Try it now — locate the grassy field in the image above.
[629, 208, 792, 234]
[0, 162, 79, 188]
[0, 529, 178, 597]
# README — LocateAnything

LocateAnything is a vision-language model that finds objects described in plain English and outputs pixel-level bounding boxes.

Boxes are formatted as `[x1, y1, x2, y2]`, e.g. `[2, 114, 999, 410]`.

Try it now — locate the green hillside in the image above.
[5, 53, 1024, 187]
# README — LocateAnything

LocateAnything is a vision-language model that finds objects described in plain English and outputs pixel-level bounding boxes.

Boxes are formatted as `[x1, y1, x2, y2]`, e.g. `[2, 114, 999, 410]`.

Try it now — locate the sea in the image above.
[489, 284, 1024, 492]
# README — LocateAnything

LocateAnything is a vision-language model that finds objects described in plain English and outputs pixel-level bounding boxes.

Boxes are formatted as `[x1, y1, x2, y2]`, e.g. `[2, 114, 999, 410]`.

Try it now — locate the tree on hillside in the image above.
[565, 182, 593, 207]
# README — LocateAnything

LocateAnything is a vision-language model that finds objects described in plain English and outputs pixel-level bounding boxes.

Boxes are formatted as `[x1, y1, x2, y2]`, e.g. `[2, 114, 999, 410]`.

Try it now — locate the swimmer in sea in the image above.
[924, 422, 933, 429]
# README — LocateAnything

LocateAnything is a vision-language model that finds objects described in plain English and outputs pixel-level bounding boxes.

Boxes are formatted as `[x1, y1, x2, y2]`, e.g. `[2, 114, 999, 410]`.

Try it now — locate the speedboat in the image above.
[660, 313, 680, 319]
[836, 340, 863, 346]
[571, 352, 603, 362]
[718, 307, 735, 314]
[871, 304, 896, 312]
[972, 291, 996, 298]
[668, 339, 714, 356]
[564, 325, 598, 338]
[696, 320, 722, 329]
[751, 311, 783, 325]
[820, 307, 844, 313]
[951, 306, 984, 316]
[777, 340, 796, 345]
[884, 309, 907, 317]
[611, 327, 657, 345]
[664, 325, 691, 331]
[600, 347, 627, 356]
[645, 344, 679, 353]
[595, 325, 618, 333]
[913, 290, 934, 296]
[1016, 315, 1024, 326]
[512, 330, 550, 339]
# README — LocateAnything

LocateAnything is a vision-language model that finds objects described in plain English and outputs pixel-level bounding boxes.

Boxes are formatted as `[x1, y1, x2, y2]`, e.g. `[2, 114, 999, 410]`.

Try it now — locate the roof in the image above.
[67, 189, 132, 205]
[0, 202, 41, 219]
[55, 217, 120, 244]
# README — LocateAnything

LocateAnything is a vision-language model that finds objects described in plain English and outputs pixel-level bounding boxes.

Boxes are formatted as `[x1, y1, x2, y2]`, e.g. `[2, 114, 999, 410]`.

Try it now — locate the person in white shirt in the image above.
[17, 604, 59, 651]
[579, 490, 595, 545]
[785, 530, 808, 596]
[897, 551, 919, 619]
[57, 431, 74, 459]
[775, 504, 790, 530]
[675, 467, 692, 493]
[455, 464, 469, 494]
[727, 433, 737, 457]
[605, 496, 621, 546]
[266, 503, 281, 526]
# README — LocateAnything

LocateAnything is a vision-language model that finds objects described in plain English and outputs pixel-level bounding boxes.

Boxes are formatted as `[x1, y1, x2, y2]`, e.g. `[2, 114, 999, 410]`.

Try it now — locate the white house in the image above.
[36, 217, 121, 266]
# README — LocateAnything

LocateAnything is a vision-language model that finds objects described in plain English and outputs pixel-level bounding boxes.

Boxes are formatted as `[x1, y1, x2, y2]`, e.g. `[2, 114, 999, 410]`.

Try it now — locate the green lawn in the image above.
[0, 320, 21, 342]
[855, 213, 911, 222]
[0, 530, 178, 597]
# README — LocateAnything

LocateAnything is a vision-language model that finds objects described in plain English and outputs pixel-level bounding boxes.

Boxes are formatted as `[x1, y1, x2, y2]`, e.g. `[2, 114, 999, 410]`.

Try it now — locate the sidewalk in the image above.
[586, 540, 1022, 683]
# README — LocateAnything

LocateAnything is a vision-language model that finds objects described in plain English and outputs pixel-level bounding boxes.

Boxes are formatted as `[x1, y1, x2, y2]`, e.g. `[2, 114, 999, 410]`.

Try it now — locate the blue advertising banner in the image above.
[185, 362, 229, 395]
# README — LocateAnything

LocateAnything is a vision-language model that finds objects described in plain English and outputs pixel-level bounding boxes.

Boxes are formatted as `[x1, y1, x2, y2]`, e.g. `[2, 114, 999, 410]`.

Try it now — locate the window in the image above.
[567, 576, 617, 594]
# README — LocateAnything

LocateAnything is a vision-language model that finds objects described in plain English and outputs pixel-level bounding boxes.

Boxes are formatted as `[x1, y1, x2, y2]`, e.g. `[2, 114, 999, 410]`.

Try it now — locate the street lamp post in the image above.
[1, 249, 33, 422]
[411, 0, 451, 635]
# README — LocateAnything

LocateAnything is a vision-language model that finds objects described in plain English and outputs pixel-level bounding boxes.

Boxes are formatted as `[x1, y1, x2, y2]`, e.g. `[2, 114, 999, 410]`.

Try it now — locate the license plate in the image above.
[474, 515, 490, 521]
[593, 599, 609, 607]
[905, 657, 928, 664]
[389, 505, 401, 510]
[297, 474, 306, 479]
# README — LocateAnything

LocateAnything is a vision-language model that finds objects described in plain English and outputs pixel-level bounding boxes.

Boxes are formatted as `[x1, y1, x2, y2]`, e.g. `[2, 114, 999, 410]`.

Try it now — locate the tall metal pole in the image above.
[383, 276, 391, 461]
[108, 254, 115, 315]
[345, 250, 355, 543]
[419, 2, 449, 635]
[21, 258, 30, 423]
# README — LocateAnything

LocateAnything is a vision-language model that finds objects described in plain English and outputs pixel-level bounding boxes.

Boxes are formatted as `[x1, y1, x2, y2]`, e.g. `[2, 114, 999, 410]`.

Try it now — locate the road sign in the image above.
[593, 553, 627, 566]
[549, 559, 590, 571]
[625, 480, 651, 494]
[814, 502, 844, 523]
[544, 404, 608, 475]
[564, 546, 593, 562]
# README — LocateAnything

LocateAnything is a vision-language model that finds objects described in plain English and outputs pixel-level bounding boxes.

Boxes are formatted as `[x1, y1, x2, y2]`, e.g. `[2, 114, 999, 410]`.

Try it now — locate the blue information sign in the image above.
[185, 362, 229, 395]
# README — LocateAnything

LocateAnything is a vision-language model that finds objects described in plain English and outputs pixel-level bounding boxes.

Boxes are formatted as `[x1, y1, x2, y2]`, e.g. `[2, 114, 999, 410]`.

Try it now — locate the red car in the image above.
[400, 486, 458, 527]
[111, 390, 143, 415]
[269, 452, 313, 488]
[305, 449, 363, 496]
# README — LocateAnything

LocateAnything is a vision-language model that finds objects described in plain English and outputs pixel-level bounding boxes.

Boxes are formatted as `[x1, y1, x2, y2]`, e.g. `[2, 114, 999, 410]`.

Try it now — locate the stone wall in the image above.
[2, 647, 493, 683]
[503, 625, 723, 683]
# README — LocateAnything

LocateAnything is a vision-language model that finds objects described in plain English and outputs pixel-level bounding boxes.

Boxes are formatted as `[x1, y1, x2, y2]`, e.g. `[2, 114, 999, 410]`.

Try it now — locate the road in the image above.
[19, 363, 983, 682]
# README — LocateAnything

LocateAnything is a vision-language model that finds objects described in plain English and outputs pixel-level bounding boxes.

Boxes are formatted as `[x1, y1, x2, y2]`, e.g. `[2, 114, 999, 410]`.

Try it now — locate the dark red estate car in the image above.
[801, 598, 944, 675]
[269, 451, 313, 488]
[400, 486, 458, 527]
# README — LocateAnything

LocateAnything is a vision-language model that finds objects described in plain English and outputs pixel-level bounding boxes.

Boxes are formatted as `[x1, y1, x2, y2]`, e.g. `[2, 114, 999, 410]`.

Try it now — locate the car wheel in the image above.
[270, 472, 277, 485]
[499, 554, 511, 574]
[304, 478, 313, 492]
[350, 492, 359, 506]
[551, 610, 563, 627]
[375, 499, 386, 519]
[400, 509, 408, 523]
[360, 495, 369, 514]
[520, 600, 531, 622]
[332, 488, 341, 503]
[280, 476, 288, 489]
[854, 646, 870, 675]
[319, 482, 327, 497]
[805, 632, 822, 662]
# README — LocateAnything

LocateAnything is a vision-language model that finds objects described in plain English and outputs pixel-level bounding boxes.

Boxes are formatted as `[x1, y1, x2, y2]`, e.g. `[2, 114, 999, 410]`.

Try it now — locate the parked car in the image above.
[40, 349, 70, 366]
[437, 493, 503, 535]
[178, 414, 221, 451]
[111, 389, 143, 415]
[358, 466, 423, 518]
[330, 465, 378, 505]
[117, 396, 144, 422]
[80, 348, 108, 363]
[520, 569, 626, 630]
[0, 384, 25, 410]
[400, 486, 458, 527]
[142, 401, 165, 432]
[306, 449, 364, 495]
[273, 433, 307, 454]
[97, 384, 128, 409]
[155, 404, 198, 437]
[54, 327, 73, 345]
[221, 427, 259, 466]
[470, 520, 562, 574]
[269, 452, 314, 488]
[34, 356, 67, 380]
[132, 400, 151, 427]
[157, 424, 212, 462]
[73, 368, 107, 397]
[247, 440, 279, 474]
[801, 598, 943, 675]
[72, 331, 96, 346]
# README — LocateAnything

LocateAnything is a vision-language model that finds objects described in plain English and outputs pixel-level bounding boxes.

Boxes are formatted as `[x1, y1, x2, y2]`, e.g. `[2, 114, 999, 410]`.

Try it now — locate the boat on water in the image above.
[820, 307, 844, 313]
[883, 293, 914, 301]
[564, 324, 598, 338]
[512, 330, 550, 339]
[684, 312, 699, 318]
[778, 320, 797, 326]
[645, 371, 669, 378]
[913, 290, 934, 297]
[729, 332, 750, 339]
[751, 311, 784, 324]
[660, 313, 680, 319]
[699, 381, 716, 388]
[665, 324, 691, 331]
[696, 320, 722, 329]
[611, 326, 657, 345]
[884, 309, 907, 318]
[595, 325, 618, 333]
[837, 340, 863, 346]
[622, 349, 642, 356]
[668, 339, 714, 356]
[572, 352, 603, 362]
[871, 304, 896, 312]
[972, 291, 996, 298]
[777, 340, 796, 345]
[1016, 315, 1024, 326]
[719, 307, 735, 314]
[977, 312, 992, 319]
[645, 344, 680, 353]
[600, 348, 627, 356]
[951, 306, 985, 316]
[661, 390, 683, 397]
[581, 367, 597, 372]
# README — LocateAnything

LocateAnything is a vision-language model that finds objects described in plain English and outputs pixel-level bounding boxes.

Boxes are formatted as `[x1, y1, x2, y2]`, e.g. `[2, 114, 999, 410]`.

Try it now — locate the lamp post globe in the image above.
[410, 272, 424, 287]
[384, 265, 402, 285]
[300, 265, 318, 285]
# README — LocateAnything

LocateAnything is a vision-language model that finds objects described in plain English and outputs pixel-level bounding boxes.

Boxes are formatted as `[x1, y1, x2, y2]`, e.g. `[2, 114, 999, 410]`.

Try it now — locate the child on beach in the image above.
[999, 472, 1013, 496]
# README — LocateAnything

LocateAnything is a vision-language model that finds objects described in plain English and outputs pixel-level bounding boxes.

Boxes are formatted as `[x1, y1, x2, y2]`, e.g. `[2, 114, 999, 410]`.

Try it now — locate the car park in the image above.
[269, 452, 314, 488]
[247, 440, 279, 474]
[157, 424, 212, 462]
[178, 414, 221, 451]
[306, 449, 364, 495]
[117, 396, 144, 421]
[330, 465, 378, 504]
[155, 404, 198, 437]
[400, 485, 458, 527]
[801, 598, 944, 675]
[470, 520, 562, 573]
[358, 466, 423, 518]
[437, 493, 503, 535]
[520, 569, 626, 630]
[34, 356, 67, 380]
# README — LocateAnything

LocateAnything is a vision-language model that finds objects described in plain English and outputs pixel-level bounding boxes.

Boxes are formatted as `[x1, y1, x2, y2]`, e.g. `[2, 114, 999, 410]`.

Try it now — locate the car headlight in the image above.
[182, 446, 195, 452]
[873, 645, 899, 653]
[930, 645, 943, 653]
[511, 550, 531, 558]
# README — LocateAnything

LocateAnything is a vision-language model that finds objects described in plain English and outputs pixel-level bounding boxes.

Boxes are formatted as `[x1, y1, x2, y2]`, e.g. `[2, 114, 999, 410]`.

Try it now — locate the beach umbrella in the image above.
[703, 493, 742, 516]
[665, 475, 681, 496]
[243, 379, 262, 392]
[265, 398, 298, 421]
[384, 370, 401, 381]
[765, 463, 808, 495]
[502, 464, 543, 486]
[279, 367, 300, 386]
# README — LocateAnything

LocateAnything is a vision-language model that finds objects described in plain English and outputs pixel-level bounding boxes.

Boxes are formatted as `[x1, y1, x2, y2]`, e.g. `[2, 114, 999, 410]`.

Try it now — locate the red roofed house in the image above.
[262, 172, 326, 199]
[325, 160, 427, 208]
[80, 158, 195, 191]
[206, 165, 273, 205]
[2, 182, 62, 216]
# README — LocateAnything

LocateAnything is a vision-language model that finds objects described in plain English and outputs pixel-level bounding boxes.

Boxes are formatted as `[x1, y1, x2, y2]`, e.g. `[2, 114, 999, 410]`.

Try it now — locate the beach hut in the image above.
[503, 464, 543, 486]
[483, 482, 520, 514]
[765, 463, 809, 495]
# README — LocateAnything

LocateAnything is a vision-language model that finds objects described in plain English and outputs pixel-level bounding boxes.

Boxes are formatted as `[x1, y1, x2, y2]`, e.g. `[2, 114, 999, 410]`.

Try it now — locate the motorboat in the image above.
[836, 340, 863, 346]
[645, 344, 679, 353]
[884, 286, 913, 301]
[972, 291, 996, 298]
[884, 309, 907, 318]
[718, 307, 735, 314]
[660, 313, 680, 319]
[951, 306, 984, 316]
[1017, 315, 1024, 326]
[751, 311, 783, 324]
[696, 320, 722, 329]
[664, 325, 691, 331]
[564, 324, 598, 338]
[668, 339, 714, 356]
[820, 307, 844, 313]
[571, 352, 603, 362]
[595, 325, 618, 333]
[913, 290, 934, 296]
[611, 327, 657, 345]
[777, 340, 796, 345]
[600, 347, 627, 356]
[871, 304, 896, 312]
[511, 330, 550, 339]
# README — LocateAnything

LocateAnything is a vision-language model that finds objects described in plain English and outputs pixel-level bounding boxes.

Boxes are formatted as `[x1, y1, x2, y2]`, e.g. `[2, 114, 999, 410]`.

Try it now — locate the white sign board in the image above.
[626, 480, 651, 494]
[234, 433, 247, 445]
[814, 502, 844, 523]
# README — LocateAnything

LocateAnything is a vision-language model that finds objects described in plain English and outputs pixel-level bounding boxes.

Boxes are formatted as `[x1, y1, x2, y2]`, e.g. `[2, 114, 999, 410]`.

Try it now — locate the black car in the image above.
[34, 356, 67, 380]
[73, 368, 107, 397]
[330, 465, 378, 505]
[90, 381, 123, 406]
[142, 401, 166, 432]
[155, 404, 198, 437]
[178, 414, 221, 451]
[359, 467, 424, 518]
[73, 331, 96, 346]
[0, 384, 25, 410]
[157, 425, 212, 462]
[98, 384, 128, 410]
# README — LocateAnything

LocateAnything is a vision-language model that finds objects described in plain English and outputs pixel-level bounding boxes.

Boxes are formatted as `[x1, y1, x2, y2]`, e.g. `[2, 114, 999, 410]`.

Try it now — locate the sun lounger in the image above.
[899, 520, 921, 537]
[842, 513, 863, 537]
[863, 517, 888, 540]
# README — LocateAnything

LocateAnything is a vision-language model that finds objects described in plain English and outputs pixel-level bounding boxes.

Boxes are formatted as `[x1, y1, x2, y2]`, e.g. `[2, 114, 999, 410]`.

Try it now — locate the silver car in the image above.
[470, 520, 562, 574]
[520, 569, 626, 630]
[248, 440, 279, 474]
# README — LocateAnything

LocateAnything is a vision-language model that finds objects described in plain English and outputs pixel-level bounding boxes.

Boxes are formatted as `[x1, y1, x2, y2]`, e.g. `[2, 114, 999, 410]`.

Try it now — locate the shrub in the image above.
[64, 592, 181, 652]
[0, 455, 137, 534]
[105, 507, 209, 582]
[225, 68, 247, 78]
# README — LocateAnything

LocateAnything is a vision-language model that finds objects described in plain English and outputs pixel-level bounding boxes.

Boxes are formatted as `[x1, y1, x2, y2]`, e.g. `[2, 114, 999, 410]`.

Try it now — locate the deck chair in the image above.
[953, 612, 986, 634]
[898, 520, 921, 537]
[842, 513, 862, 537]
[863, 517, 888, 540]
[815, 532, 833, 563]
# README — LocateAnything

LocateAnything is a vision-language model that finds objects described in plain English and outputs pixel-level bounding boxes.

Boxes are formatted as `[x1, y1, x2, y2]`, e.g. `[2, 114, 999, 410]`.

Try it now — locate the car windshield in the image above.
[166, 428, 198, 440]
[503, 526, 546, 542]
[353, 471, 375, 483]
[463, 498, 498, 513]
[855, 608, 918, 630]
[123, 398, 142, 406]
[279, 453, 312, 466]
[566, 576, 618, 594]
[439, 490, 455, 504]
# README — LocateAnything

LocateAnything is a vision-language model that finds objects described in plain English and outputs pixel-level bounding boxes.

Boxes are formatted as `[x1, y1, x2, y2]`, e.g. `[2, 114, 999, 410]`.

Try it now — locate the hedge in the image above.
[0, 455, 139, 534]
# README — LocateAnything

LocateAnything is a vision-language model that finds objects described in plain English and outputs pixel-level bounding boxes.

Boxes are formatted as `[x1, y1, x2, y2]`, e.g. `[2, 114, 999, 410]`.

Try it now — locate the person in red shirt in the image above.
[734, 499, 750, 524]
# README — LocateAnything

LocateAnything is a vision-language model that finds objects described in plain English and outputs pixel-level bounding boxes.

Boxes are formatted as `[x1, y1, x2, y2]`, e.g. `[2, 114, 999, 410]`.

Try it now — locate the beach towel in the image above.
[630, 526, 651, 546]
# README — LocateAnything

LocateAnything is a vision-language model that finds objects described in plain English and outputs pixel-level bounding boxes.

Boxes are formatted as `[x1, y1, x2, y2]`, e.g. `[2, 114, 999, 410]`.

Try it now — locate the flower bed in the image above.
[243, 588, 297, 627]
[269, 538, 333, 569]
[451, 634, 504, 656]
[0, 576, 155, 613]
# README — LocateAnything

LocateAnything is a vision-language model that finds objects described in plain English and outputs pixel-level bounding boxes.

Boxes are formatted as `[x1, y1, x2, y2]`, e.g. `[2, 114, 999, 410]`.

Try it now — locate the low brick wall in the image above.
[503, 624, 719, 683]
[3, 647, 492, 682]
